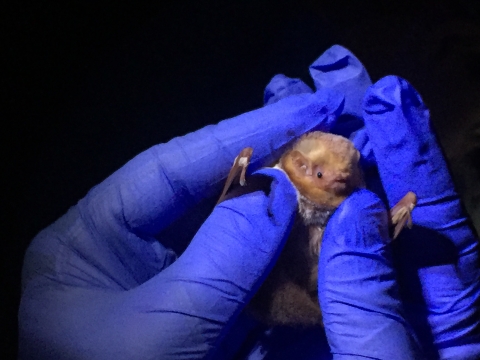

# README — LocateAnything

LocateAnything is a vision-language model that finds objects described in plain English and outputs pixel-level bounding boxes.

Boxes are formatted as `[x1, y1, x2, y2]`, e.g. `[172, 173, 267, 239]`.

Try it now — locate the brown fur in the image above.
[246, 132, 364, 327]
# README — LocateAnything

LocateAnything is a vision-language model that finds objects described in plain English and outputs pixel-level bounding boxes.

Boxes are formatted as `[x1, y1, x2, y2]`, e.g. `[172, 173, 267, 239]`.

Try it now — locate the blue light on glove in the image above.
[363, 75, 480, 359]
[266, 45, 376, 167]
[259, 45, 480, 359]
[319, 189, 422, 359]
[309, 44, 372, 119]
[19, 87, 344, 359]
[264, 74, 313, 106]
[19, 41, 480, 360]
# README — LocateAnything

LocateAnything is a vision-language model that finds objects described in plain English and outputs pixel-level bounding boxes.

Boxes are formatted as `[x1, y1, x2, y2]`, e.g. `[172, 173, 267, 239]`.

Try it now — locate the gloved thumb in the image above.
[121, 168, 297, 359]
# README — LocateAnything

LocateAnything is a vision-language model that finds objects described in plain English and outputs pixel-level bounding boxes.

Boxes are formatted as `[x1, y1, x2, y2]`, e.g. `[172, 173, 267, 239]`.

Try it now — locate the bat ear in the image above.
[290, 150, 313, 176]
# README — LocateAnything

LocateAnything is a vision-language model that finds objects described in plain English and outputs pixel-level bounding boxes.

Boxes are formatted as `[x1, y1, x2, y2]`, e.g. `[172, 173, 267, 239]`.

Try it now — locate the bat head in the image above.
[280, 131, 364, 208]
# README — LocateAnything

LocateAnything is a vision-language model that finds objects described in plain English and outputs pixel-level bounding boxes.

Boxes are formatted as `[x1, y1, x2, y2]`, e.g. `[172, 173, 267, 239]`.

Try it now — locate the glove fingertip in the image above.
[318, 189, 421, 359]
[322, 189, 389, 249]
[310, 45, 365, 83]
[362, 75, 459, 206]
[310, 44, 372, 118]
[253, 168, 297, 223]
[319, 190, 390, 288]
[363, 75, 422, 115]
[264, 74, 313, 106]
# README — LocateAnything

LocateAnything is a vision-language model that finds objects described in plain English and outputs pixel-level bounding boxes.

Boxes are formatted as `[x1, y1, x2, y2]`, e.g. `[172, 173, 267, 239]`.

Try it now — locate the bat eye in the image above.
[316, 172, 322, 178]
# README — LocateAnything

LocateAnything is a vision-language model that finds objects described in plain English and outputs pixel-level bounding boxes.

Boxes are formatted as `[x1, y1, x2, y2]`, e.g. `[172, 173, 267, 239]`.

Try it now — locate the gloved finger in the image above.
[80, 88, 344, 243]
[310, 44, 375, 167]
[263, 74, 313, 106]
[19, 167, 297, 359]
[318, 189, 422, 360]
[252, 167, 300, 225]
[125, 168, 297, 359]
[310, 44, 372, 118]
[363, 75, 480, 358]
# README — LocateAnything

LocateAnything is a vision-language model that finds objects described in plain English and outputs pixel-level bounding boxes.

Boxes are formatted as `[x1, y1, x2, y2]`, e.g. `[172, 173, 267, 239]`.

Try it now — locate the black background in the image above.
[3, 1, 480, 358]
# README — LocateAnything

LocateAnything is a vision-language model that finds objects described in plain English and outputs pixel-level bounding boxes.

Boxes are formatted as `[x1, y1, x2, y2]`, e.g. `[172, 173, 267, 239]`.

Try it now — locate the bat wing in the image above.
[216, 147, 253, 205]
[390, 191, 417, 239]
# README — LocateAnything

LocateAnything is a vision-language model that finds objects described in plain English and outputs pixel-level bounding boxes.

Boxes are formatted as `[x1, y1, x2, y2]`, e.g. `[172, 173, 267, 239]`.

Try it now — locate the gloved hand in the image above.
[363, 76, 480, 359]
[254, 45, 422, 360]
[262, 45, 479, 359]
[19, 87, 345, 359]
[318, 189, 422, 360]
[20, 42, 478, 360]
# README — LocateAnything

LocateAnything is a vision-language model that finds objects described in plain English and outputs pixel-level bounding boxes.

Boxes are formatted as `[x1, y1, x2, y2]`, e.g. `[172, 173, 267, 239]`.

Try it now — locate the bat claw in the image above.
[390, 191, 417, 240]
[216, 147, 253, 205]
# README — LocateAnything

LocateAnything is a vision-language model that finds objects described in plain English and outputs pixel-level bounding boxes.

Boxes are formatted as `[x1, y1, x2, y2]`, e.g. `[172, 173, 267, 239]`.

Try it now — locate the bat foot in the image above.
[217, 147, 253, 205]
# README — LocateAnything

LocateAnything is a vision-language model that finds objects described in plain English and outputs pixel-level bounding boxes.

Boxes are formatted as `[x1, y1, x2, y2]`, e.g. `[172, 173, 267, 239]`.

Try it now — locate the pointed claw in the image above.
[390, 191, 417, 239]
[216, 147, 253, 205]
[392, 210, 409, 239]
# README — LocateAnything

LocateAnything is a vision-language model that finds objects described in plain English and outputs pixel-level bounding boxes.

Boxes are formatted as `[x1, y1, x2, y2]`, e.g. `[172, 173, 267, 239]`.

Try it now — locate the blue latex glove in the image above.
[241, 192, 423, 360]
[263, 74, 314, 106]
[260, 45, 479, 359]
[18, 88, 344, 359]
[243, 45, 422, 360]
[318, 189, 422, 359]
[308, 49, 407, 359]
[309, 44, 372, 119]
[363, 76, 480, 359]
[308, 45, 383, 206]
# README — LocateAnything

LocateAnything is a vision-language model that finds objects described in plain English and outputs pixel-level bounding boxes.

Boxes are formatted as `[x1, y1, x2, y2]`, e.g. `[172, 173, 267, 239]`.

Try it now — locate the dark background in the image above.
[3, 1, 480, 358]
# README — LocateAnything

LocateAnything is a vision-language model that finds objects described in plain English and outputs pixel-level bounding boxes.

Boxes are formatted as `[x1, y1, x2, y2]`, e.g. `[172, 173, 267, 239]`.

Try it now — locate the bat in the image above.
[217, 131, 417, 327]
